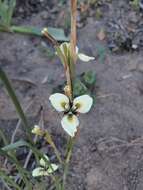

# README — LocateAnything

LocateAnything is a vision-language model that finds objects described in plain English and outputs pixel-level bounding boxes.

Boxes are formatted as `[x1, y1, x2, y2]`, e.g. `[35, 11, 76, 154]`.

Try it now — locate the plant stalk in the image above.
[61, 138, 74, 190]
[61, 1, 77, 189]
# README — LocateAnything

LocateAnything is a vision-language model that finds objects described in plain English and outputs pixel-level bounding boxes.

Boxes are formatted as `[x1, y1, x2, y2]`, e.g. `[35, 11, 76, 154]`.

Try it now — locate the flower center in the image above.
[75, 103, 81, 109]
[67, 113, 74, 123]
[61, 102, 68, 110]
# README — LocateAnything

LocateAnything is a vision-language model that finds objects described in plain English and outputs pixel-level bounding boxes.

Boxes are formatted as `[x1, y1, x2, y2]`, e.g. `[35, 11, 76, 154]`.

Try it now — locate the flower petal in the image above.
[47, 164, 59, 174]
[32, 167, 49, 177]
[31, 125, 40, 134]
[78, 53, 95, 62]
[49, 93, 69, 112]
[31, 125, 43, 136]
[60, 42, 79, 54]
[61, 114, 79, 137]
[73, 95, 93, 113]
[40, 155, 49, 167]
[59, 42, 70, 55]
[75, 46, 79, 54]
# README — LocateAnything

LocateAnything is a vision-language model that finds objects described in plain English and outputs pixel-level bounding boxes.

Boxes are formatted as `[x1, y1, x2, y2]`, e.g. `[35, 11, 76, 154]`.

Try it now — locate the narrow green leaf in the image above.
[0, 0, 16, 27]
[48, 27, 69, 42]
[0, 128, 9, 146]
[2, 140, 39, 163]
[10, 26, 69, 41]
[2, 140, 27, 151]
[2, 140, 59, 175]
[7, 0, 16, 25]
[0, 67, 32, 141]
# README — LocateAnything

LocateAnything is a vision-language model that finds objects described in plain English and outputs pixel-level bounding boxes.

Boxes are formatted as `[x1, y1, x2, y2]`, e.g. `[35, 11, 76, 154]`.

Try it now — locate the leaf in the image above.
[2, 140, 51, 168]
[6, 0, 16, 26]
[131, 0, 139, 9]
[48, 27, 69, 42]
[10, 26, 69, 42]
[73, 79, 87, 97]
[2, 140, 27, 151]
[0, 0, 16, 27]
[2, 140, 39, 160]
[96, 44, 107, 64]
[82, 71, 96, 86]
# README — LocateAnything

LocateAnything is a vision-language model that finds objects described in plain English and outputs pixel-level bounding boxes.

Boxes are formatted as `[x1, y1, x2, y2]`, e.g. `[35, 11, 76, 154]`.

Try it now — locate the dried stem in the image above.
[70, 0, 77, 64]
[65, 0, 77, 100]
[42, 29, 59, 47]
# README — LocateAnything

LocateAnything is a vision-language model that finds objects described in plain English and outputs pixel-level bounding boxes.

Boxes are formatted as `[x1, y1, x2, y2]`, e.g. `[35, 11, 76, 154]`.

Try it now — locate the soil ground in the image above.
[1, 0, 143, 189]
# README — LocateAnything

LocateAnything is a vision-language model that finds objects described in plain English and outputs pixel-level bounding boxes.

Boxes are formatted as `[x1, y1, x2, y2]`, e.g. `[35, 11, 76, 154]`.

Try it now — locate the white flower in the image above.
[78, 53, 95, 62]
[58, 42, 95, 62]
[31, 125, 40, 133]
[61, 113, 79, 137]
[73, 95, 93, 113]
[32, 154, 58, 177]
[49, 93, 93, 137]
[49, 93, 69, 112]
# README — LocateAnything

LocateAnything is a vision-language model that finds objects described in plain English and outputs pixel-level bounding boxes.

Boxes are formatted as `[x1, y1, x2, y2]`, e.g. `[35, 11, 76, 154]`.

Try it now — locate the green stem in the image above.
[44, 132, 63, 164]
[51, 142, 63, 164]
[61, 138, 74, 190]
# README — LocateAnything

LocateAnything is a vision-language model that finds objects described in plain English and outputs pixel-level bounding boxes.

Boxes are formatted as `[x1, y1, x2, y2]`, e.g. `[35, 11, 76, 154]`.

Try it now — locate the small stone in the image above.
[128, 12, 138, 23]
[128, 62, 137, 71]
[40, 11, 49, 20]
[18, 7, 24, 13]
[132, 44, 138, 50]
[86, 169, 103, 190]
[137, 64, 143, 72]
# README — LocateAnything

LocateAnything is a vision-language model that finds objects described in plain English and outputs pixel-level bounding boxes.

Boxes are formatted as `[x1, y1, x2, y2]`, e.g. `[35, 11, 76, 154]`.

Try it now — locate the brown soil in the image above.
[1, 0, 143, 189]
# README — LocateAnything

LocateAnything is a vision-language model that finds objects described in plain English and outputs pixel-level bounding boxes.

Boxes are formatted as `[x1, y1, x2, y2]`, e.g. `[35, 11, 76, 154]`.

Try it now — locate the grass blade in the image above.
[2, 140, 39, 163]
[2, 140, 27, 151]
[7, 0, 16, 26]
[0, 0, 16, 27]
[0, 67, 32, 141]
[0, 128, 9, 146]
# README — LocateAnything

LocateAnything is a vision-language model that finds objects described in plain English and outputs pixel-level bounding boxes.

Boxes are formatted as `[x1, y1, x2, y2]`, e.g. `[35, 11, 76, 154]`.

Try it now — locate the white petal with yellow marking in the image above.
[78, 53, 95, 62]
[40, 155, 49, 167]
[49, 93, 69, 112]
[47, 164, 59, 174]
[32, 167, 49, 177]
[61, 114, 79, 137]
[73, 95, 93, 113]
